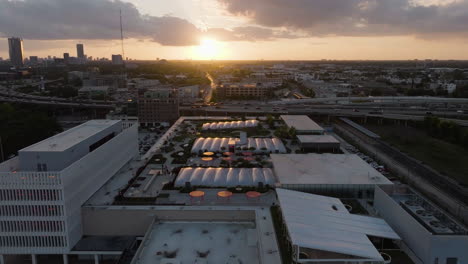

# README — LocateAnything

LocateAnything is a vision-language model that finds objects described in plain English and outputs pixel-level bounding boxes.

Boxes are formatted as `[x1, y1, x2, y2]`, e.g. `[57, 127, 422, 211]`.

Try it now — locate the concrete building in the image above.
[29, 56, 38, 65]
[112, 54, 124, 65]
[375, 185, 468, 264]
[281, 115, 325, 135]
[137, 88, 180, 125]
[217, 79, 280, 98]
[297, 135, 340, 153]
[63, 53, 70, 64]
[177, 85, 200, 103]
[271, 154, 393, 198]
[8, 37, 24, 67]
[275, 188, 400, 263]
[76, 44, 85, 60]
[78, 86, 110, 97]
[0, 120, 138, 262]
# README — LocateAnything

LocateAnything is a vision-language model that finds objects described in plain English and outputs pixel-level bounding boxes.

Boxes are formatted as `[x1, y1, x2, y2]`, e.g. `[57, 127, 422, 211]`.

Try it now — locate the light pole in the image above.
[0, 136, 4, 162]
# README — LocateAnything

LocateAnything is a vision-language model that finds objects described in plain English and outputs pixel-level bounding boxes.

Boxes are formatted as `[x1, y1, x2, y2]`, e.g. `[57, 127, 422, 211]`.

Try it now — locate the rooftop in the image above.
[20, 120, 120, 152]
[297, 135, 340, 144]
[276, 188, 400, 261]
[133, 222, 259, 264]
[271, 154, 393, 186]
[280, 115, 324, 132]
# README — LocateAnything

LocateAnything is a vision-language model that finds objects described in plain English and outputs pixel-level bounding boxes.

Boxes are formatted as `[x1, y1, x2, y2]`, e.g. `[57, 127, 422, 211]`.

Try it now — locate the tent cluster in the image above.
[175, 167, 275, 187]
[202, 120, 259, 130]
[191, 137, 286, 154]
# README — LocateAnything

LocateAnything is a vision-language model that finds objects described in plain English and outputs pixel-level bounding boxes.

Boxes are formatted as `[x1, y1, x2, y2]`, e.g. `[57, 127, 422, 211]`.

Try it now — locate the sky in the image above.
[1, 0, 468, 60]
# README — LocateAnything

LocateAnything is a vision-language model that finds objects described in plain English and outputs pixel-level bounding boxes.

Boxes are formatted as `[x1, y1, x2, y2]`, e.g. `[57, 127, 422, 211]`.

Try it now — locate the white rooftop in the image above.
[297, 135, 340, 144]
[134, 222, 259, 264]
[174, 168, 276, 187]
[271, 154, 393, 185]
[280, 115, 324, 132]
[20, 120, 120, 152]
[276, 188, 400, 260]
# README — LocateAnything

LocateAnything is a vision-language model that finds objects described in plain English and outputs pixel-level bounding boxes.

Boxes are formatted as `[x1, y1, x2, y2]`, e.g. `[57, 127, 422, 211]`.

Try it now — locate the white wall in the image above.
[374, 187, 468, 264]
[61, 124, 138, 250]
[19, 122, 122, 171]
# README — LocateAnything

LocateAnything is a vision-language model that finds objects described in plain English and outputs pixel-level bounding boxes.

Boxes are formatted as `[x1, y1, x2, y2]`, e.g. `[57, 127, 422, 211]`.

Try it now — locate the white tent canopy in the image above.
[174, 168, 276, 187]
[191, 137, 286, 154]
[276, 188, 400, 261]
[202, 120, 259, 130]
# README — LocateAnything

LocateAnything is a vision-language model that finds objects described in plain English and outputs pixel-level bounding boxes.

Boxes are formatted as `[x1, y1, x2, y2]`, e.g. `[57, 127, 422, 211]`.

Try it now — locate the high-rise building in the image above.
[76, 44, 85, 59]
[0, 120, 138, 258]
[63, 53, 69, 64]
[29, 56, 38, 65]
[8, 37, 24, 67]
[112, 54, 124, 65]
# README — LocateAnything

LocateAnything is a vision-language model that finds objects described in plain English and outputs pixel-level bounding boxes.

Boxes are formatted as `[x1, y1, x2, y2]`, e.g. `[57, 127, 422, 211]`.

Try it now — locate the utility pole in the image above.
[0, 136, 4, 162]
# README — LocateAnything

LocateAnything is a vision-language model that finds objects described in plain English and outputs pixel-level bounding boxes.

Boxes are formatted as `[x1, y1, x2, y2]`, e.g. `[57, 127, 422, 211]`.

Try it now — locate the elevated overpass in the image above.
[270, 96, 468, 105]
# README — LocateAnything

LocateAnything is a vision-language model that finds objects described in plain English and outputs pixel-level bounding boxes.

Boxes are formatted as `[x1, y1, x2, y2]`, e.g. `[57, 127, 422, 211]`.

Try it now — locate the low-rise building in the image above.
[137, 88, 179, 125]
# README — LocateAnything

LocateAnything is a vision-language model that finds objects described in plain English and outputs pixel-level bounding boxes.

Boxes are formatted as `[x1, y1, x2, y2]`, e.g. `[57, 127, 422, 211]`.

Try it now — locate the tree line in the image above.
[422, 116, 468, 149]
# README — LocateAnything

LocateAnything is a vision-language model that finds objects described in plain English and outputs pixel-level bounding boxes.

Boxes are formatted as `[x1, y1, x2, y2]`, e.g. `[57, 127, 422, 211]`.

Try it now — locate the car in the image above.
[426, 111, 433, 115]
[457, 110, 465, 114]
[215, 106, 221, 109]
[256, 107, 261, 110]
[352, 109, 360, 112]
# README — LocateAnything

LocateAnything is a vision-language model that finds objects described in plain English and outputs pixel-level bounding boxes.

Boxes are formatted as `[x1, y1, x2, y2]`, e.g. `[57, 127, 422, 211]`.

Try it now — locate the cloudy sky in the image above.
[1, 0, 468, 60]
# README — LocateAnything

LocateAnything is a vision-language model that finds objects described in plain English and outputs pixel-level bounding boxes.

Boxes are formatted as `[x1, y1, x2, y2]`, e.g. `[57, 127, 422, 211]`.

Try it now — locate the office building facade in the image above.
[137, 88, 180, 125]
[8, 37, 24, 67]
[0, 120, 138, 258]
[76, 44, 85, 59]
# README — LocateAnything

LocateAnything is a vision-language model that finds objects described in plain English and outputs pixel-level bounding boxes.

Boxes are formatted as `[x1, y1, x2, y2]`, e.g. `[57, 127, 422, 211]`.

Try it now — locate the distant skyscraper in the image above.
[112, 54, 124, 65]
[76, 44, 85, 59]
[29, 56, 38, 65]
[63, 53, 70, 64]
[8, 37, 24, 67]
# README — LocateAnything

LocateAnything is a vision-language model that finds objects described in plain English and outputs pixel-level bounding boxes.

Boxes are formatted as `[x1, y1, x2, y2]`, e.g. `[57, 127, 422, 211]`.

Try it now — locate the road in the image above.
[270, 96, 468, 105]
[203, 73, 216, 103]
[182, 103, 468, 126]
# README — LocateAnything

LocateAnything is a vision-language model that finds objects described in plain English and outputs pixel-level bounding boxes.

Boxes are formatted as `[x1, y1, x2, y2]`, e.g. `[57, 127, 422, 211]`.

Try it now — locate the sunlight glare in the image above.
[195, 38, 221, 60]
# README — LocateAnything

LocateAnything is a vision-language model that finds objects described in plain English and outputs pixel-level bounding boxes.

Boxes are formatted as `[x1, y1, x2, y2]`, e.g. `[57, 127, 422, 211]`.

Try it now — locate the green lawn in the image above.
[366, 124, 468, 185]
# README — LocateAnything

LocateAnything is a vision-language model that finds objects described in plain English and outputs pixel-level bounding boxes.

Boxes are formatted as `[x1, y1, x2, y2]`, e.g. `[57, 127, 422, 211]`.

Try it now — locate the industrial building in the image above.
[374, 185, 468, 264]
[0, 120, 138, 262]
[202, 120, 259, 130]
[297, 135, 341, 153]
[174, 168, 276, 187]
[271, 154, 393, 198]
[281, 115, 325, 134]
[191, 137, 286, 154]
[275, 189, 400, 263]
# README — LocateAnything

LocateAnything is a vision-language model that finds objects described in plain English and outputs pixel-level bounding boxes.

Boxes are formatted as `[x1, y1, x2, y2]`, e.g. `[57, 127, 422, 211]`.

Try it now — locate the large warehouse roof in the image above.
[271, 154, 393, 186]
[191, 137, 286, 153]
[280, 115, 324, 133]
[276, 188, 400, 261]
[174, 167, 275, 187]
[202, 120, 259, 130]
[297, 135, 340, 144]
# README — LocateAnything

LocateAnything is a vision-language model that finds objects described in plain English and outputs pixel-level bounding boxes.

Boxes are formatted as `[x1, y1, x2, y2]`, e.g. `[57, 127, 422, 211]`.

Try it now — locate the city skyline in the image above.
[1, 0, 468, 60]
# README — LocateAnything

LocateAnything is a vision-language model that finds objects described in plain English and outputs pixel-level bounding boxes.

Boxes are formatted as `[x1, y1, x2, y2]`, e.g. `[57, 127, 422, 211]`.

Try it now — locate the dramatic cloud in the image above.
[205, 26, 299, 41]
[0, 0, 298, 45]
[0, 0, 200, 46]
[218, 0, 468, 38]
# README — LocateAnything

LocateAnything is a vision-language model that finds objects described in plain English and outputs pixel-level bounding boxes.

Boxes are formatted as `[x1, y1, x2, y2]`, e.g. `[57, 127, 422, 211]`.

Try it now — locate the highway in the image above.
[270, 96, 468, 105]
[0, 85, 115, 109]
[182, 103, 468, 126]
